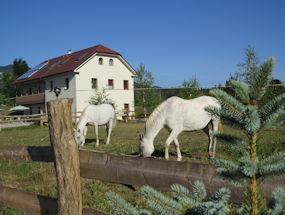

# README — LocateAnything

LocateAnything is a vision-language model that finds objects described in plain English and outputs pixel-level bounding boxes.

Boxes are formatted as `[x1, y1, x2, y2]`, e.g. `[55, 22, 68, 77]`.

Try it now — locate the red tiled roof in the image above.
[14, 44, 120, 84]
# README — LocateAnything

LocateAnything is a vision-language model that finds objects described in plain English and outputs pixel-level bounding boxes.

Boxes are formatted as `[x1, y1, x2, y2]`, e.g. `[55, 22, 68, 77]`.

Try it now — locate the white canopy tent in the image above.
[9, 105, 29, 112]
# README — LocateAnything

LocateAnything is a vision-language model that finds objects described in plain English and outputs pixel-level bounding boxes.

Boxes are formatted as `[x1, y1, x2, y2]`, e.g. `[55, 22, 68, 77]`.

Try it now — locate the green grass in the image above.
[0, 122, 284, 214]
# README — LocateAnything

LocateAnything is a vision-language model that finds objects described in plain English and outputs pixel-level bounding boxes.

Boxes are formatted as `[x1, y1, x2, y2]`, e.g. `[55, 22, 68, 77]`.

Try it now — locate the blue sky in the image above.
[1, 0, 284, 87]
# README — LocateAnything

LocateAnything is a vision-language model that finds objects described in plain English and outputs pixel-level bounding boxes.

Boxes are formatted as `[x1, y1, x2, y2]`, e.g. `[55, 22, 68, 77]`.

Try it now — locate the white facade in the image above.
[42, 54, 135, 114]
[74, 54, 135, 113]
[44, 72, 77, 112]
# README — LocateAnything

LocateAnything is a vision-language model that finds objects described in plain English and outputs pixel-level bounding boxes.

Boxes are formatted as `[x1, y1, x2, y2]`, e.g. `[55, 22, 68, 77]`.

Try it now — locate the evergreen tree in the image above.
[206, 57, 285, 215]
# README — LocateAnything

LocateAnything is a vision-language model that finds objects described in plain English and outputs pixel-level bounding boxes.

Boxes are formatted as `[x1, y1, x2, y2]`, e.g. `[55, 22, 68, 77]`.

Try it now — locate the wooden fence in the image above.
[0, 98, 284, 214]
[0, 109, 138, 131]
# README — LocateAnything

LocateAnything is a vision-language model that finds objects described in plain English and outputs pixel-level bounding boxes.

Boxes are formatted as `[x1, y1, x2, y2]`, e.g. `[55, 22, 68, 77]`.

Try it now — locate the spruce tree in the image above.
[206, 57, 285, 215]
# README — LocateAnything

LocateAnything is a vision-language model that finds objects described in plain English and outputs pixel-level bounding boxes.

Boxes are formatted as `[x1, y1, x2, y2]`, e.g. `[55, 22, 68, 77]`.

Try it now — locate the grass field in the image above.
[0, 121, 285, 214]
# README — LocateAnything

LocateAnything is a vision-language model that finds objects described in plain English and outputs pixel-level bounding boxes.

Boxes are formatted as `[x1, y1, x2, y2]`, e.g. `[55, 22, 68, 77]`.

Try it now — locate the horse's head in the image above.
[138, 133, 154, 157]
[74, 128, 84, 146]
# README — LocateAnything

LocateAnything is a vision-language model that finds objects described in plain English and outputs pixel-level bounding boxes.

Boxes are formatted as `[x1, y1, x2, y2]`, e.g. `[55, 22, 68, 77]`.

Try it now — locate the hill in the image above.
[0, 65, 13, 73]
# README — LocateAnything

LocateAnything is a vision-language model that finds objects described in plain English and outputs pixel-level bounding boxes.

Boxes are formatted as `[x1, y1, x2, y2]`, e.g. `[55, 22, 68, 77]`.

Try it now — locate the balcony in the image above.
[16, 93, 45, 105]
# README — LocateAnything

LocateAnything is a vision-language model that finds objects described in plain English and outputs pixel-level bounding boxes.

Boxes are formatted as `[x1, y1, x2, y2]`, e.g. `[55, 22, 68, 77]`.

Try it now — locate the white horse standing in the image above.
[75, 104, 116, 146]
[139, 96, 221, 161]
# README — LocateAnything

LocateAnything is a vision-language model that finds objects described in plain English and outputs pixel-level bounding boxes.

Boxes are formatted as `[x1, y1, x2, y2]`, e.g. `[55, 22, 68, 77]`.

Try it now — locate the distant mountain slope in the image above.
[0, 65, 13, 73]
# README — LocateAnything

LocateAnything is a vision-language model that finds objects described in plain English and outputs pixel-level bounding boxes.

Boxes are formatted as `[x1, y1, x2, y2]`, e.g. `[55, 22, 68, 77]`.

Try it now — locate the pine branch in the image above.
[141, 186, 183, 214]
[261, 109, 285, 129]
[187, 187, 230, 215]
[170, 184, 190, 197]
[170, 184, 196, 207]
[212, 132, 248, 153]
[258, 151, 285, 168]
[239, 156, 257, 177]
[210, 89, 247, 117]
[258, 162, 285, 178]
[188, 201, 230, 215]
[259, 93, 285, 124]
[228, 80, 250, 104]
[209, 187, 231, 204]
[105, 192, 140, 215]
[205, 106, 245, 129]
[268, 187, 285, 215]
[243, 106, 261, 134]
[211, 158, 245, 182]
[248, 58, 274, 100]
[192, 180, 207, 202]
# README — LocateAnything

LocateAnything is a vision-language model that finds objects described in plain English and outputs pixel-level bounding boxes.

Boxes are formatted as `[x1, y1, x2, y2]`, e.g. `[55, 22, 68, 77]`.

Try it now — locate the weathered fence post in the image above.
[47, 98, 82, 215]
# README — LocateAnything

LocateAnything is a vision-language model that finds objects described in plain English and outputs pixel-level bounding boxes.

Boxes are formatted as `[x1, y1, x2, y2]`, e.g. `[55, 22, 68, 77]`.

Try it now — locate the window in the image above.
[38, 107, 41, 114]
[108, 79, 114, 90]
[123, 80, 129, 90]
[92, 78, 98, 89]
[29, 88, 32, 95]
[65, 78, 69, 90]
[50, 81, 53, 92]
[98, 57, 103, 65]
[109, 59, 114, 66]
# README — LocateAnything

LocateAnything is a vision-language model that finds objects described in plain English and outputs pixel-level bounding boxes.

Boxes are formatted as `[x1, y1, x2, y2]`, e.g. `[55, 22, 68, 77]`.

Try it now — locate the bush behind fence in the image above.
[134, 85, 285, 115]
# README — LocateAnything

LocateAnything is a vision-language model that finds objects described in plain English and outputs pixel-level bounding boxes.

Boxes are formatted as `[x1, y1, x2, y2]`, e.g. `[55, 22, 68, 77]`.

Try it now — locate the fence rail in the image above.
[0, 185, 107, 215]
[0, 145, 284, 205]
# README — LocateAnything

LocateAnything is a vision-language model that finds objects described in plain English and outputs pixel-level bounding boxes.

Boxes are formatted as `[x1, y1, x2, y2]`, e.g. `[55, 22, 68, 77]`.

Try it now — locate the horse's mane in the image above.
[145, 99, 168, 134]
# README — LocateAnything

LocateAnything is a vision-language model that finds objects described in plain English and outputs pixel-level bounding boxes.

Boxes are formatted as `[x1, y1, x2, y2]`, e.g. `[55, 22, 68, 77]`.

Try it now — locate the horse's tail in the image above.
[112, 111, 117, 128]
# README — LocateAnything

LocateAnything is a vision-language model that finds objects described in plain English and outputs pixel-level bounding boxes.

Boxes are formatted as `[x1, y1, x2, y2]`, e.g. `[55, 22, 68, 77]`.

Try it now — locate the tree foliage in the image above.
[13, 58, 29, 78]
[0, 58, 29, 100]
[230, 46, 259, 82]
[106, 181, 231, 215]
[89, 88, 115, 107]
[207, 55, 285, 214]
[134, 64, 160, 111]
[177, 78, 201, 99]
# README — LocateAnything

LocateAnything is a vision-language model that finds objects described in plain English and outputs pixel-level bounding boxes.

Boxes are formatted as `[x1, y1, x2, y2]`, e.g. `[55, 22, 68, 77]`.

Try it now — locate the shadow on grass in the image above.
[85, 138, 107, 145]
[126, 149, 209, 161]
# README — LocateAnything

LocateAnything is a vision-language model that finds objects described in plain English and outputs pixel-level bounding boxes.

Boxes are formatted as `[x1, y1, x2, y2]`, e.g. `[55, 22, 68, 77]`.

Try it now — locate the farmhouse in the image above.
[14, 44, 136, 115]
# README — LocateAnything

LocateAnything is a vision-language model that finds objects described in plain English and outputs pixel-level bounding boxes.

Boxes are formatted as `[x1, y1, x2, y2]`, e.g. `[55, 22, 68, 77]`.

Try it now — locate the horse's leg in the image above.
[203, 125, 213, 157]
[166, 128, 182, 161]
[212, 119, 219, 158]
[95, 123, 99, 147]
[106, 120, 112, 145]
[173, 138, 182, 161]
[165, 129, 180, 160]
[82, 126, 88, 146]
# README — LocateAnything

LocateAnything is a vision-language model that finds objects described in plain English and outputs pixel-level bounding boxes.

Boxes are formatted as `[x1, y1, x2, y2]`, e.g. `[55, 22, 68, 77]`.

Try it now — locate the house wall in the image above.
[44, 72, 76, 113]
[75, 54, 135, 113]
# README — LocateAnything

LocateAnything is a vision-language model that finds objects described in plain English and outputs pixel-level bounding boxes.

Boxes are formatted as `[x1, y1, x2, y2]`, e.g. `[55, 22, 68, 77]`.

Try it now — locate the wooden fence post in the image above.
[47, 98, 82, 215]
[40, 109, 44, 126]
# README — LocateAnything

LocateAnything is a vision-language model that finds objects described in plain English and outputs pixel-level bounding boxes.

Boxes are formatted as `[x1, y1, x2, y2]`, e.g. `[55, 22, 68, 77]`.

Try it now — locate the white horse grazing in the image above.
[75, 104, 116, 146]
[139, 96, 221, 161]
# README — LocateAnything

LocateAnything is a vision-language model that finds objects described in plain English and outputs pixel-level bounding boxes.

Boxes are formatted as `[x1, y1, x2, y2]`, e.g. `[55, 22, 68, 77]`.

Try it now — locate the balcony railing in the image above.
[16, 93, 45, 105]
